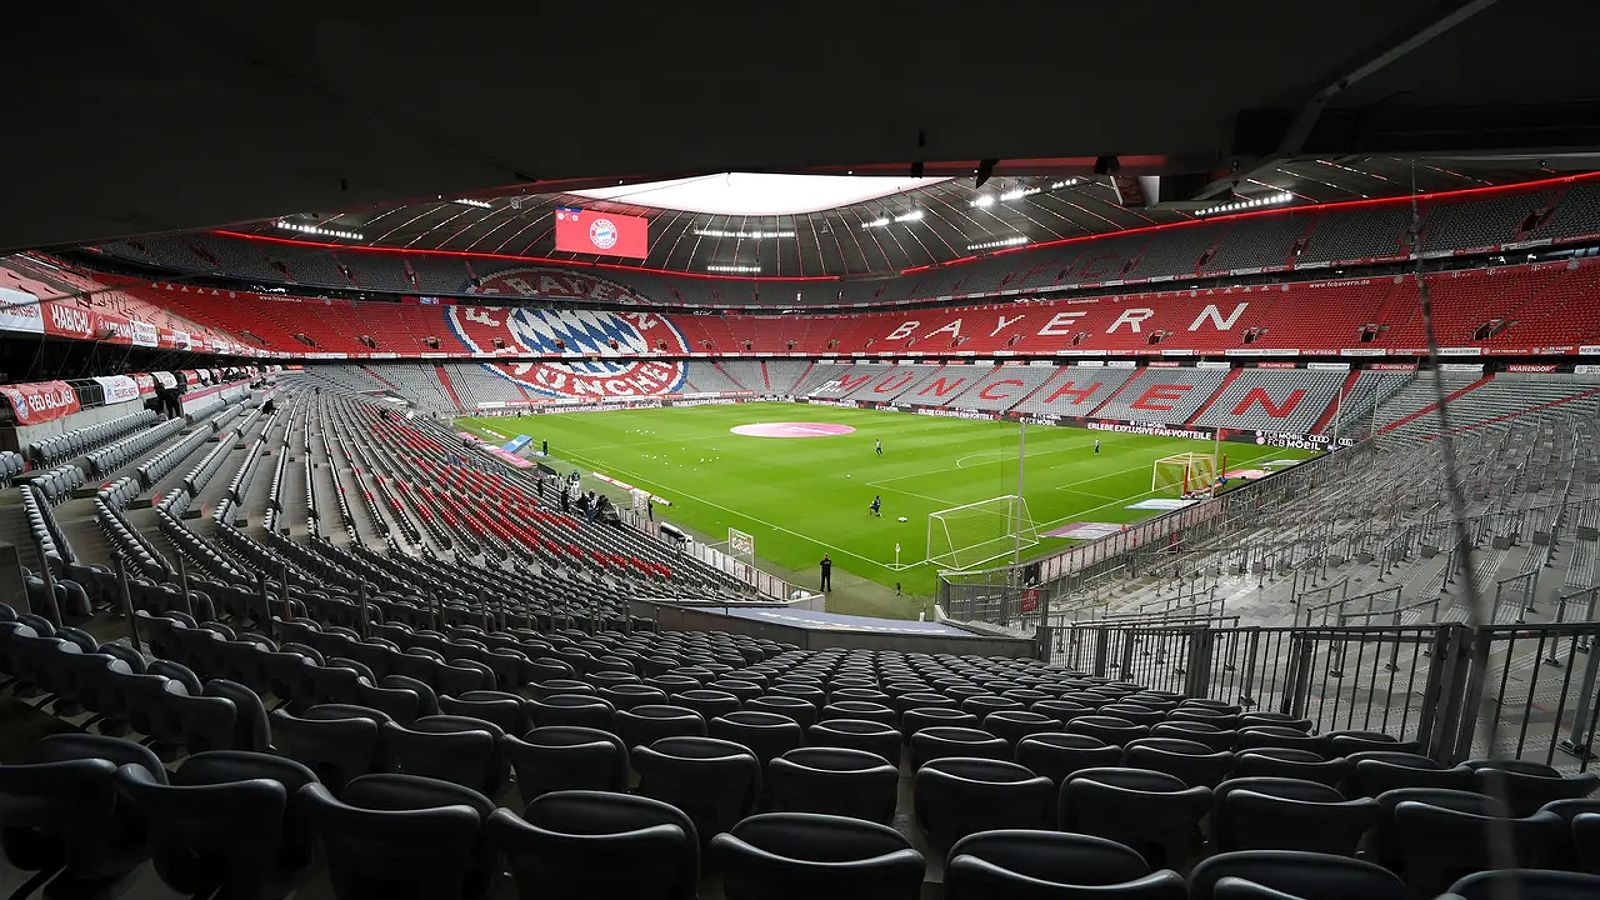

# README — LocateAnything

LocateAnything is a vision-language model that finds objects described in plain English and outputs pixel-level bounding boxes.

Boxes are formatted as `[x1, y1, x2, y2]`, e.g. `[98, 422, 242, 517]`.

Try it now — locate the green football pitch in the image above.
[458, 403, 1314, 609]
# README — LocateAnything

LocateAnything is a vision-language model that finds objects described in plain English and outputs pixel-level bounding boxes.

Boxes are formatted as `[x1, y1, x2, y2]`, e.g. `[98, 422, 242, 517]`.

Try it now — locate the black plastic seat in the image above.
[1324, 730, 1418, 757]
[1391, 799, 1565, 896]
[1151, 721, 1237, 752]
[1066, 714, 1150, 747]
[1213, 776, 1378, 854]
[768, 746, 899, 824]
[913, 756, 1054, 855]
[296, 773, 496, 900]
[527, 678, 593, 699]
[984, 709, 1063, 748]
[822, 700, 898, 727]
[1449, 868, 1600, 899]
[1099, 703, 1166, 727]
[1014, 732, 1124, 786]
[633, 736, 761, 850]
[712, 812, 925, 900]
[0, 734, 166, 898]
[900, 706, 980, 740]
[910, 725, 1009, 770]
[1345, 753, 1475, 796]
[439, 691, 528, 736]
[269, 708, 382, 794]
[809, 718, 902, 765]
[1237, 713, 1311, 732]
[671, 688, 742, 722]
[746, 694, 819, 729]
[1470, 762, 1600, 816]
[487, 790, 698, 900]
[1231, 748, 1346, 787]
[616, 704, 707, 755]
[1235, 725, 1323, 754]
[500, 726, 628, 805]
[113, 751, 318, 900]
[598, 682, 669, 711]
[383, 720, 502, 795]
[527, 693, 615, 730]
[1189, 850, 1406, 900]
[1060, 766, 1212, 869]
[1124, 737, 1236, 789]
[709, 710, 805, 766]
[1368, 787, 1508, 871]
[945, 829, 1186, 900]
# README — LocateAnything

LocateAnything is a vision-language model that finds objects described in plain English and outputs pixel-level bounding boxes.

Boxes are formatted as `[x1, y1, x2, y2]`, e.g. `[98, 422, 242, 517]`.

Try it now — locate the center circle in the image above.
[730, 422, 857, 438]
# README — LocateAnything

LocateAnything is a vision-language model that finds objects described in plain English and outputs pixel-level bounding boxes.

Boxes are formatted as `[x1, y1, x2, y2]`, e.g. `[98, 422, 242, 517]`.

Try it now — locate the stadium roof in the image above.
[8, 0, 1600, 260]
[217, 157, 1581, 278]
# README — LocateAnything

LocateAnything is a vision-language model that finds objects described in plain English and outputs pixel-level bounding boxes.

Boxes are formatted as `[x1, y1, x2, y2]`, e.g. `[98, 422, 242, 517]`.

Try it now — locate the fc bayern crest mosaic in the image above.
[447, 303, 689, 399]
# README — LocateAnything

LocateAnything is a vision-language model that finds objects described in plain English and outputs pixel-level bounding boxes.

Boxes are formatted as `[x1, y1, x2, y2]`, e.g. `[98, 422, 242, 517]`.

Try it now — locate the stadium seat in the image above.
[1390, 799, 1565, 896]
[910, 725, 1010, 769]
[1231, 748, 1347, 787]
[0, 735, 166, 897]
[297, 773, 496, 900]
[1189, 851, 1406, 900]
[487, 790, 698, 900]
[945, 830, 1186, 900]
[1014, 732, 1125, 786]
[269, 708, 383, 794]
[709, 710, 805, 766]
[499, 726, 628, 805]
[1123, 737, 1236, 789]
[633, 736, 761, 850]
[113, 751, 318, 900]
[712, 812, 925, 900]
[913, 757, 1054, 855]
[1212, 776, 1378, 854]
[983, 709, 1063, 748]
[1060, 766, 1212, 869]
[1469, 761, 1600, 816]
[808, 718, 903, 765]
[615, 704, 708, 754]
[1447, 868, 1600, 900]
[767, 746, 899, 824]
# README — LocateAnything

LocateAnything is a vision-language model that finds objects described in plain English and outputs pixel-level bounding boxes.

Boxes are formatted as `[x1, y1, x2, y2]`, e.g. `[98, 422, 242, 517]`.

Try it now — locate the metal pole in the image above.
[116, 554, 141, 653]
[175, 552, 194, 620]
[1331, 373, 1346, 447]
[1013, 419, 1026, 569]
[36, 545, 63, 628]
[357, 580, 370, 639]
[279, 561, 292, 626]
[259, 570, 273, 634]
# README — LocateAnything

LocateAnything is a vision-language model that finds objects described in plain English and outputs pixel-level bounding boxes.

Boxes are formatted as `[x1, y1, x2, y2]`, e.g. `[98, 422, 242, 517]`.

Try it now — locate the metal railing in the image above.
[1042, 619, 1600, 770]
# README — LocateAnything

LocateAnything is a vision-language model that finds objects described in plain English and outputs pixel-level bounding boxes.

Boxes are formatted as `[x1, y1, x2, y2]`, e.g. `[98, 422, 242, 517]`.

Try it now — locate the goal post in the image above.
[927, 495, 1041, 571]
[1152, 452, 1221, 496]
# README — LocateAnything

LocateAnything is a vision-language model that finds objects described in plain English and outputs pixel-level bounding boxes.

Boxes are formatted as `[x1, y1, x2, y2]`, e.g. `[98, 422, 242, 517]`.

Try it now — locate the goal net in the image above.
[927, 495, 1041, 571]
[1152, 452, 1221, 496]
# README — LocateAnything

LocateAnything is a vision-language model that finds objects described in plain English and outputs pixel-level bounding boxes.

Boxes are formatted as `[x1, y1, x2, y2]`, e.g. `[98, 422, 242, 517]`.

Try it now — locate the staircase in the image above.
[0, 491, 43, 571]
[1185, 368, 1242, 426]
[433, 365, 464, 412]
[1308, 369, 1362, 436]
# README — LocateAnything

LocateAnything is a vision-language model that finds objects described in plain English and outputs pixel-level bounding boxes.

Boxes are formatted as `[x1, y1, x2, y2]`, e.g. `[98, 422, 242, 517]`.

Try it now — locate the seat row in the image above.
[4, 729, 1599, 900]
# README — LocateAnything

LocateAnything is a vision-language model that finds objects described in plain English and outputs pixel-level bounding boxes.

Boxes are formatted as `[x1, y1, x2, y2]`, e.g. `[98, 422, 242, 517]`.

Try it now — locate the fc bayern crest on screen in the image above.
[446, 304, 688, 399]
[588, 218, 619, 250]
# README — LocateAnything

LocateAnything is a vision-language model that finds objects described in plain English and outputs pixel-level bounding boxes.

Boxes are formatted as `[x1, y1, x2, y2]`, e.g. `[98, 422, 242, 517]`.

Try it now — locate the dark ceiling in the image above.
[8, 0, 1600, 256]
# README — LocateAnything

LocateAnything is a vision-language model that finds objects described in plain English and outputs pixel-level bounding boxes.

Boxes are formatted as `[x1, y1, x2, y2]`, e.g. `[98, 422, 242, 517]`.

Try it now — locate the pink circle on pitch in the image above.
[730, 422, 857, 438]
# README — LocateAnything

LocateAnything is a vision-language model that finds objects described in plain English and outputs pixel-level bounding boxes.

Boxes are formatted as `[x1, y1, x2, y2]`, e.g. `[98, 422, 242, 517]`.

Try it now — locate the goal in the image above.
[1152, 452, 1222, 496]
[927, 495, 1041, 571]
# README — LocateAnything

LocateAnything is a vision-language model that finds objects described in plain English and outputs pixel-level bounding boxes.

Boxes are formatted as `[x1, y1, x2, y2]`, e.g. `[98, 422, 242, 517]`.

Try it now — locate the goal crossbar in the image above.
[926, 494, 1041, 572]
[1152, 452, 1221, 495]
